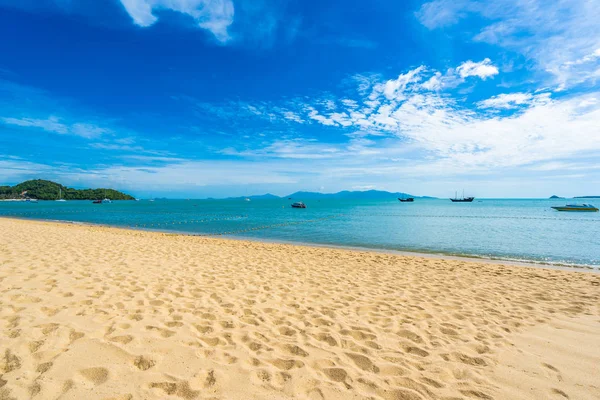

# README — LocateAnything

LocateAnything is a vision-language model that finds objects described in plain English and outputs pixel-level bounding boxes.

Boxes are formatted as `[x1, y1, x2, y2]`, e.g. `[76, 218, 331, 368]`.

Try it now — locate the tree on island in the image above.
[0, 180, 135, 200]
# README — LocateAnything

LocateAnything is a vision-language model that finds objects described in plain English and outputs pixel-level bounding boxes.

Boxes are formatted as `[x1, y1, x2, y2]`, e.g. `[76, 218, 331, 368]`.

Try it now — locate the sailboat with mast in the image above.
[102, 189, 112, 203]
[56, 187, 67, 202]
[450, 190, 474, 202]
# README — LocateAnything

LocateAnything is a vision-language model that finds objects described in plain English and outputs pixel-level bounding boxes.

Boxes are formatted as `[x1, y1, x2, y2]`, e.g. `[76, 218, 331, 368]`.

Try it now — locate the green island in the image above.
[0, 179, 135, 200]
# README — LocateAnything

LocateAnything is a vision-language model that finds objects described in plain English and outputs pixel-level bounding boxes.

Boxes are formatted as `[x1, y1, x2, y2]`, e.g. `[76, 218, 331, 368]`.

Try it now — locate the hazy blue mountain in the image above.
[286, 190, 426, 200]
[226, 193, 281, 200]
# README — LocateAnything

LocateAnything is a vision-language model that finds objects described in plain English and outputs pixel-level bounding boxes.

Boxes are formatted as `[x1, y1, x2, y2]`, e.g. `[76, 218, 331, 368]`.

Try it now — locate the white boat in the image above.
[56, 188, 67, 202]
[102, 198, 112, 204]
[551, 204, 598, 212]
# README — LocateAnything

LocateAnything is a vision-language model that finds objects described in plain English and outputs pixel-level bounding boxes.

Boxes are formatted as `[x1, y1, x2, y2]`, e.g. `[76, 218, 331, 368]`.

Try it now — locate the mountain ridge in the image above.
[227, 190, 434, 200]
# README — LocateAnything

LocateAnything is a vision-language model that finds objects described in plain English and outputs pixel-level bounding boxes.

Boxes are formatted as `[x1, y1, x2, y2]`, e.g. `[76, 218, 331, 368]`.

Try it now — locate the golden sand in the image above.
[0, 218, 598, 400]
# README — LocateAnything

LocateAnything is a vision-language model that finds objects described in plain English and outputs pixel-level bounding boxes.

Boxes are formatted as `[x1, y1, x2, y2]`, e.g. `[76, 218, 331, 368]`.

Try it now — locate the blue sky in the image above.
[1, 0, 599, 198]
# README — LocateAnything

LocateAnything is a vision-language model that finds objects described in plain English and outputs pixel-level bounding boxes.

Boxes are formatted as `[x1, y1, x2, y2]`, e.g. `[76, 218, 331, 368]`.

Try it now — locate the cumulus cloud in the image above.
[119, 0, 234, 42]
[456, 58, 499, 79]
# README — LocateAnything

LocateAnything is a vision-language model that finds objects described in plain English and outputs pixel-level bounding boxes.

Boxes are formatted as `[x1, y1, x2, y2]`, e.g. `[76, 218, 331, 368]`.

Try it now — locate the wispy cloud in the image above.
[416, 0, 600, 88]
[1, 116, 110, 138]
[476, 92, 551, 109]
[198, 58, 600, 177]
[118, 0, 234, 42]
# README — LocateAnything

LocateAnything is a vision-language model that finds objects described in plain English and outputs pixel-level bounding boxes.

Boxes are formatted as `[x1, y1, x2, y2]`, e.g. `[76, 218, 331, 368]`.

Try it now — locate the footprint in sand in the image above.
[322, 367, 348, 382]
[110, 335, 133, 344]
[1, 350, 21, 373]
[133, 356, 155, 371]
[345, 353, 379, 373]
[36, 362, 53, 374]
[80, 367, 109, 385]
[149, 381, 199, 399]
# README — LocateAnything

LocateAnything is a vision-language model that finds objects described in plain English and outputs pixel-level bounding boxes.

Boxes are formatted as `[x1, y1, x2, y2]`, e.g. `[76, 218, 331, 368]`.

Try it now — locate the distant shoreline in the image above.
[1, 215, 597, 273]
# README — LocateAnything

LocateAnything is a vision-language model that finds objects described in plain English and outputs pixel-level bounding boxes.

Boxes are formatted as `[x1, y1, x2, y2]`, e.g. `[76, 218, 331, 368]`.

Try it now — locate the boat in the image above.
[551, 204, 598, 212]
[102, 198, 112, 204]
[56, 187, 67, 202]
[92, 199, 102, 204]
[450, 190, 474, 202]
[25, 198, 38, 203]
[245, 198, 251, 202]
[398, 197, 414, 202]
[291, 202, 306, 208]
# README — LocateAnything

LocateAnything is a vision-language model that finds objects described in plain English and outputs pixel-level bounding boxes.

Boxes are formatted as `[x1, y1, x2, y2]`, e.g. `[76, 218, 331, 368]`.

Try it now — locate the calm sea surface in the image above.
[1, 198, 599, 268]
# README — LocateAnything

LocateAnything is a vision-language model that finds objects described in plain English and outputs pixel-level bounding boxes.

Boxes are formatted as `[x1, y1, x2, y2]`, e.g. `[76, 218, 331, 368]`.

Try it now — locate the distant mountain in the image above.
[549, 195, 564, 199]
[574, 195, 600, 198]
[224, 190, 430, 201]
[226, 193, 280, 200]
[286, 190, 426, 200]
[0, 179, 135, 200]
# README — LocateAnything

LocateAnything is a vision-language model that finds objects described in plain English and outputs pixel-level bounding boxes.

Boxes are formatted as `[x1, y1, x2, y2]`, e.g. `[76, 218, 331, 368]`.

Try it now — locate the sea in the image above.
[1, 198, 599, 269]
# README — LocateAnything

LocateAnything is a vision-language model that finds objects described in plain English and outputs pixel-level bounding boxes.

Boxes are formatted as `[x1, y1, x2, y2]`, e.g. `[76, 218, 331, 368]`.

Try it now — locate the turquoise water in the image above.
[1, 198, 599, 268]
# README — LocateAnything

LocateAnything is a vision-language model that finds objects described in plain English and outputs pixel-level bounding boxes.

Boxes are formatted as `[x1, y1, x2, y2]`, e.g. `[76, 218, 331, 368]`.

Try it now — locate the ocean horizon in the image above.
[2, 198, 598, 269]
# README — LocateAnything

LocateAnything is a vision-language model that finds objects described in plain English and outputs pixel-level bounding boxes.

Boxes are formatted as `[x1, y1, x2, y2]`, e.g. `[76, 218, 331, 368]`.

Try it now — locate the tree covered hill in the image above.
[0, 180, 135, 200]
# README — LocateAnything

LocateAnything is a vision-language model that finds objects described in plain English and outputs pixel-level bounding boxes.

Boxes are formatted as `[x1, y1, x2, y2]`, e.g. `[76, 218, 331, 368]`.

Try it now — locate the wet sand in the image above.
[1, 217, 598, 399]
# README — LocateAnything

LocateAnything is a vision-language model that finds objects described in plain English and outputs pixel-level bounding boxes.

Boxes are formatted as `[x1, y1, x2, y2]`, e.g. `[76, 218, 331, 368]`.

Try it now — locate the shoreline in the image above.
[2, 215, 598, 273]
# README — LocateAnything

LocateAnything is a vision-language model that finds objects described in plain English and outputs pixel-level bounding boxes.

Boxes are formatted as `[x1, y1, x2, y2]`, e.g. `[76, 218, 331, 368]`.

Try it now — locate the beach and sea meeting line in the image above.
[1, 196, 599, 269]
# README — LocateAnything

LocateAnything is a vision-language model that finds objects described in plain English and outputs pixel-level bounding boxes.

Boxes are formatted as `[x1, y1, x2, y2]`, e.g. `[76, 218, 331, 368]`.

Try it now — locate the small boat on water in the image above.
[102, 198, 112, 204]
[56, 188, 67, 202]
[398, 197, 414, 202]
[551, 204, 598, 212]
[291, 202, 306, 208]
[450, 190, 474, 202]
[92, 199, 102, 204]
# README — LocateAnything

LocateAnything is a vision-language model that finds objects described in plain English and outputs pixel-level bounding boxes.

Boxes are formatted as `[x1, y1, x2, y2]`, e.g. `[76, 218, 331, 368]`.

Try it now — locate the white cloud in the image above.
[380, 66, 425, 100]
[477, 92, 536, 109]
[456, 58, 498, 79]
[421, 72, 443, 91]
[416, 0, 600, 88]
[119, 0, 234, 42]
[282, 111, 304, 123]
[1, 116, 109, 138]
[415, 0, 469, 29]
[239, 64, 600, 175]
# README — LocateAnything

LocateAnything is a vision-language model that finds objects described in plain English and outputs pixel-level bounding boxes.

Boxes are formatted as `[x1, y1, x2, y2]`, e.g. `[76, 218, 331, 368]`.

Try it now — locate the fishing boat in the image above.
[450, 190, 474, 202]
[398, 197, 414, 202]
[291, 202, 306, 208]
[551, 204, 598, 212]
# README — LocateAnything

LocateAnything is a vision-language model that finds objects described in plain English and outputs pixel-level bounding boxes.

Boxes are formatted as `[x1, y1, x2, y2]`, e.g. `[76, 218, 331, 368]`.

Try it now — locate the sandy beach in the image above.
[0, 218, 598, 400]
